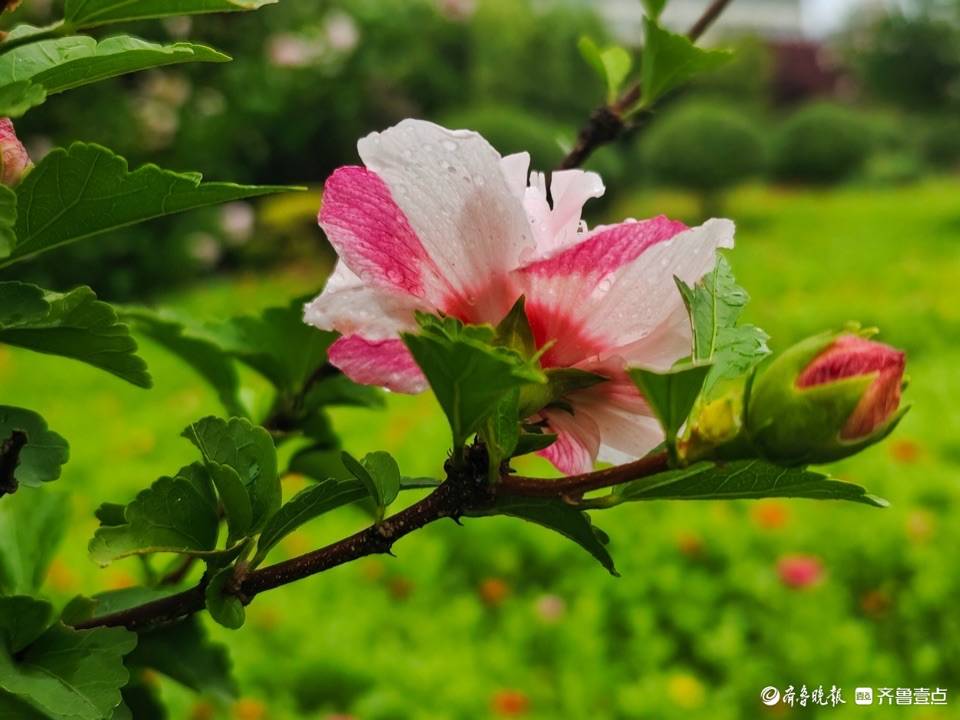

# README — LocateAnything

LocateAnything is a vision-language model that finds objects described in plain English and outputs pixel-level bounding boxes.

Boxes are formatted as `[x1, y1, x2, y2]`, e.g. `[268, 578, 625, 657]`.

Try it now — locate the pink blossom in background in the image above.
[304, 120, 735, 473]
[0, 118, 31, 187]
[777, 553, 825, 589]
[797, 334, 905, 440]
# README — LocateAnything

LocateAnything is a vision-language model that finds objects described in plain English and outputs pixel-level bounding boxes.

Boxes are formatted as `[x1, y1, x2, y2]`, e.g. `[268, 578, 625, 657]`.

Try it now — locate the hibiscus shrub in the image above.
[0, 2, 909, 718]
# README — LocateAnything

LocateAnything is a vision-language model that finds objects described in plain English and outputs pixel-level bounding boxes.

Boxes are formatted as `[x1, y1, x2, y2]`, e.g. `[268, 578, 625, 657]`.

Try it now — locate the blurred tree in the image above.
[772, 102, 874, 185]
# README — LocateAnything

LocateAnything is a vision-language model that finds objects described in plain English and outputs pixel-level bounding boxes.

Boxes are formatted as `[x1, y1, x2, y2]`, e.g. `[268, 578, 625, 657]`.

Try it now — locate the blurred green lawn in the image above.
[2, 180, 959, 720]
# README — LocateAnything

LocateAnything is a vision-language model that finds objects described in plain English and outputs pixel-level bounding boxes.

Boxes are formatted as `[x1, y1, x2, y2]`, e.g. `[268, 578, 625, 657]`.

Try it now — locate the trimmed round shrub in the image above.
[772, 103, 874, 184]
[641, 100, 767, 196]
[920, 116, 960, 171]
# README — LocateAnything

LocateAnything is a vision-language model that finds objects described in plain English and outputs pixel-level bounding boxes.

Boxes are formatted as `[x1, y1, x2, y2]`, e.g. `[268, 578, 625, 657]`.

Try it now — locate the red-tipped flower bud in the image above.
[746, 329, 907, 464]
[0, 118, 31, 187]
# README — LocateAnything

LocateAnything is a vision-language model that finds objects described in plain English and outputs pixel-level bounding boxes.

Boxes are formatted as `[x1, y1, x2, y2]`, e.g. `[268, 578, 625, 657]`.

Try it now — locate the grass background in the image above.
[2, 180, 959, 719]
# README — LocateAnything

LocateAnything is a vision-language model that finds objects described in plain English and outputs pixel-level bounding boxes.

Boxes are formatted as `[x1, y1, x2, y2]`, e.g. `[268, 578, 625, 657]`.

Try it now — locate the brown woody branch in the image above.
[559, 0, 734, 170]
[71, 449, 671, 631]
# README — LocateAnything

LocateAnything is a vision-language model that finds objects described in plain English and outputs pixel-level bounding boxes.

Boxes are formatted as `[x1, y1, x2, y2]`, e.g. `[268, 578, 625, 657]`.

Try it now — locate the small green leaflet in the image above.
[253, 478, 369, 566]
[120, 307, 244, 417]
[603, 459, 888, 507]
[402, 314, 546, 448]
[0, 406, 69, 488]
[0, 36, 228, 109]
[64, 0, 278, 29]
[640, 17, 730, 109]
[0, 622, 136, 720]
[675, 255, 770, 390]
[628, 363, 711, 441]
[469, 497, 617, 576]
[0, 282, 151, 387]
[2, 143, 300, 268]
[642, 0, 669, 19]
[493, 296, 536, 358]
[89, 468, 221, 565]
[578, 36, 633, 103]
[204, 566, 245, 630]
[183, 417, 280, 534]
[341, 452, 400, 523]
[0, 489, 67, 595]
[0, 81, 46, 118]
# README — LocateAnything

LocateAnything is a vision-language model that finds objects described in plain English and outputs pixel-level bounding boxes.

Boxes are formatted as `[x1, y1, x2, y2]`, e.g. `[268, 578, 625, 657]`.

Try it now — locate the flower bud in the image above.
[0, 118, 31, 187]
[746, 329, 907, 464]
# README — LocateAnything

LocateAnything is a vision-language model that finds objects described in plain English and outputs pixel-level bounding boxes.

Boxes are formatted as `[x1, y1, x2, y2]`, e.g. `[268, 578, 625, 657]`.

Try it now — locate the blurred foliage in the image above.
[640, 99, 766, 215]
[772, 102, 875, 185]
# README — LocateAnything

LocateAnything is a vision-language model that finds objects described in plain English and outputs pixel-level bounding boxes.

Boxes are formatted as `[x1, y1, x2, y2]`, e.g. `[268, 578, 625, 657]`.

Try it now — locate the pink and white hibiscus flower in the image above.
[304, 120, 734, 474]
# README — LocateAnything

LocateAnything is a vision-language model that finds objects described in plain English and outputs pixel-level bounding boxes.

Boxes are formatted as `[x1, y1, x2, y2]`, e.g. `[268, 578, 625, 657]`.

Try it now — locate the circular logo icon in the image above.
[761, 687, 781, 706]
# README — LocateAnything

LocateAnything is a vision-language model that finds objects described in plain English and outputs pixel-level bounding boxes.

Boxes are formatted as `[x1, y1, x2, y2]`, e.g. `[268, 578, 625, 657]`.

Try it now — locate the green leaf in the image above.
[1, 143, 298, 268]
[89, 469, 220, 565]
[518, 367, 607, 418]
[0, 283, 151, 387]
[642, 0, 668, 19]
[93, 503, 125, 527]
[675, 256, 770, 389]
[640, 17, 731, 108]
[628, 363, 711, 440]
[0, 185, 17, 260]
[481, 389, 520, 471]
[209, 464, 252, 543]
[0, 489, 67, 595]
[0, 597, 52, 654]
[65, 0, 277, 29]
[196, 299, 334, 394]
[513, 431, 557, 457]
[182, 416, 280, 534]
[578, 37, 633, 103]
[204, 567, 245, 630]
[608, 459, 888, 507]
[469, 497, 617, 576]
[341, 452, 400, 522]
[0, 623, 136, 720]
[0, 36, 228, 107]
[0, 406, 69, 488]
[120, 307, 243, 416]
[402, 315, 545, 448]
[127, 617, 236, 698]
[494, 296, 536, 357]
[0, 81, 46, 118]
[253, 479, 368, 566]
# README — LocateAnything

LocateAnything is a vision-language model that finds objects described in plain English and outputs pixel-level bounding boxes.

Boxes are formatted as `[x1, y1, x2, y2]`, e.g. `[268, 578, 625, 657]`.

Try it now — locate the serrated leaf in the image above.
[676, 256, 770, 390]
[65, 0, 277, 29]
[403, 315, 546, 448]
[0, 489, 67, 595]
[127, 617, 236, 698]
[0, 36, 228, 110]
[121, 307, 243, 416]
[0, 623, 136, 720]
[341, 451, 400, 522]
[196, 299, 334, 394]
[204, 567, 244, 630]
[469, 497, 617, 575]
[1, 143, 298, 268]
[0, 282, 151, 387]
[0, 81, 46, 119]
[608, 459, 888, 507]
[0, 597, 52, 654]
[0, 406, 68, 488]
[182, 417, 279, 534]
[253, 479, 368, 566]
[640, 17, 731, 108]
[628, 363, 711, 440]
[89, 471, 220, 566]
